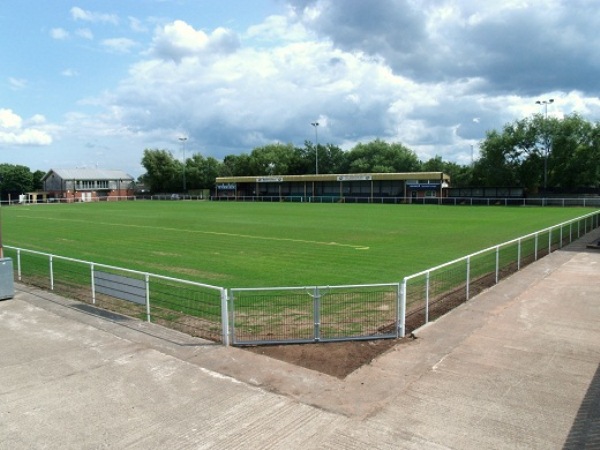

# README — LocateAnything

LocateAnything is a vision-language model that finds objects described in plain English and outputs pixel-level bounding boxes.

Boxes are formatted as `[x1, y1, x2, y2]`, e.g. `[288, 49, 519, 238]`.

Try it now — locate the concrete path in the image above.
[1, 229, 599, 449]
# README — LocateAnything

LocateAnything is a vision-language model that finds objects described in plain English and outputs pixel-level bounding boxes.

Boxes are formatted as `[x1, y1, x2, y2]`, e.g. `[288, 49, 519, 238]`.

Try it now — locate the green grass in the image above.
[2, 201, 596, 288]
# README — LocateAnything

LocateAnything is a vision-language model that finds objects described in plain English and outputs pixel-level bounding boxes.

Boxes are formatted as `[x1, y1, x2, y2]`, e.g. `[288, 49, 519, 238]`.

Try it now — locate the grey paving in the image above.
[1, 228, 599, 449]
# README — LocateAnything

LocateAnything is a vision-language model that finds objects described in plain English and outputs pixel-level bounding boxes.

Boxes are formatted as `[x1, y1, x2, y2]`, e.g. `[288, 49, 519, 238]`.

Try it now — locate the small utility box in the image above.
[0, 258, 15, 300]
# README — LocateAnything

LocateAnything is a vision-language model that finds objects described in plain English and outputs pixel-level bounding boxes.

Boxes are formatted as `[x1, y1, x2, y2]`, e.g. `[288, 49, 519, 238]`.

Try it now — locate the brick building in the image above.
[40, 168, 135, 202]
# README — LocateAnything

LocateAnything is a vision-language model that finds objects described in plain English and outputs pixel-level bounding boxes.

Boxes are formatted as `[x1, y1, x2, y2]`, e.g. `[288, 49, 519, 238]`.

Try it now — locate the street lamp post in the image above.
[311, 122, 319, 175]
[178, 137, 187, 192]
[535, 99, 554, 194]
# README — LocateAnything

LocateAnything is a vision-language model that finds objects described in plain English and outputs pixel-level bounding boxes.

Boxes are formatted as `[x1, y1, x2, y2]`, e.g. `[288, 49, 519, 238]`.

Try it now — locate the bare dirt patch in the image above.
[244, 338, 405, 378]
[241, 281, 479, 379]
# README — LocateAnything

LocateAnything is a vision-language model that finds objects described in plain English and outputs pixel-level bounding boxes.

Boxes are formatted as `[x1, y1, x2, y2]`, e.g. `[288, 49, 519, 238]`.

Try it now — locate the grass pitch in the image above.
[2, 201, 596, 288]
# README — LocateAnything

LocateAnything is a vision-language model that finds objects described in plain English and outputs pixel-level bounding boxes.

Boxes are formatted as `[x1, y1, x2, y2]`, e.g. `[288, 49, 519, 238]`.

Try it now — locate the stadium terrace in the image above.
[215, 172, 450, 202]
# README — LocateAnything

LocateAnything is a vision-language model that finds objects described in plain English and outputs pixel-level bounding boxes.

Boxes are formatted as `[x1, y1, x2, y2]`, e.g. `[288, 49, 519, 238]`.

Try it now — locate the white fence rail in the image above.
[5, 209, 600, 345]
[5, 247, 229, 345]
[400, 210, 600, 332]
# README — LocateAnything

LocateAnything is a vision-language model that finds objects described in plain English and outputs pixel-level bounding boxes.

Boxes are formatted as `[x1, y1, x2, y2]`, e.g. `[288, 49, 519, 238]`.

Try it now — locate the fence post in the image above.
[548, 229, 552, 255]
[90, 264, 96, 305]
[145, 273, 151, 323]
[466, 256, 471, 300]
[49, 255, 54, 291]
[398, 280, 406, 338]
[534, 233, 539, 261]
[313, 286, 321, 342]
[220, 288, 229, 346]
[517, 238, 521, 271]
[17, 249, 22, 281]
[495, 246, 500, 284]
[570, 223, 573, 244]
[560, 226, 563, 249]
[425, 271, 430, 324]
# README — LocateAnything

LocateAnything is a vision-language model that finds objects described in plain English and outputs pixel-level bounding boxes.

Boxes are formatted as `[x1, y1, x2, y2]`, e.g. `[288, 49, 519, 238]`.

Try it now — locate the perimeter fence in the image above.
[5, 209, 600, 346]
[211, 195, 600, 207]
[3, 248, 229, 344]
[401, 210, 600, 332]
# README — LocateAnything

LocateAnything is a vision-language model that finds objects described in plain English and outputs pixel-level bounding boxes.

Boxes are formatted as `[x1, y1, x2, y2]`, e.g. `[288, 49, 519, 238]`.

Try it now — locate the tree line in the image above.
[141, 113, 600, 195]
[1, 112, 598, 198]
[0, 164, 44, 200]
[474, 113, 600, 194]
[140, 139, 472, 193]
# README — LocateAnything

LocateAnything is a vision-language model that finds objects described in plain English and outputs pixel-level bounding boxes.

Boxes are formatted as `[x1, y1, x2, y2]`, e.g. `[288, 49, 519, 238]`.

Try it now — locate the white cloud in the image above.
[129, 17, 148, 33]
[61, 68, 79, 77]
[101, 18, 446, 159]
[101, 38, 138, 54]
[0, 109, 53, 146]
[45, 4, 600, 171]
[70, 7, 119, 25]
[8, 77, 27, 90]
[50, 27, 69, 40]
[149, 20, 240, 62]
[76, 28, 94, 40]
[0, 109, 22, 129]
[29, 114, 47, 125]
[246, 14, 309, 42]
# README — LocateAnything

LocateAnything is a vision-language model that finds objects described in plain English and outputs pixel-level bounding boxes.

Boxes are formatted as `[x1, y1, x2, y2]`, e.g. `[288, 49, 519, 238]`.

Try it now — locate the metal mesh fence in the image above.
[230, 284, 399, 344]
[230, 288, 314, 343]
[5, 209, 600, 346]
[4, 248, 226, 343]
[52, 257, 94, 300]
[148, 276, 224, 341]
[9, 249, 50, 290]
[320, 285, 398, 340]
[402, 211, 600, 333]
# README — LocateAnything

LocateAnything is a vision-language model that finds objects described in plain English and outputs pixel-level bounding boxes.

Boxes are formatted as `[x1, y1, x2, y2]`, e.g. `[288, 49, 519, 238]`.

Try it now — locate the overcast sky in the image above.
[2, 0, 600, 177]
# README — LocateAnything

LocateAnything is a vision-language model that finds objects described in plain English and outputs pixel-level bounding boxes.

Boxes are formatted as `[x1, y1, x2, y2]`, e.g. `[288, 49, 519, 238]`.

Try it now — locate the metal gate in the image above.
[229, 283, 401, 345]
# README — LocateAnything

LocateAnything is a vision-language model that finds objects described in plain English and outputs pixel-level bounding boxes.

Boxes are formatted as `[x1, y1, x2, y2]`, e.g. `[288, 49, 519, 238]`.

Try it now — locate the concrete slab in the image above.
[1, 227, 599, 449]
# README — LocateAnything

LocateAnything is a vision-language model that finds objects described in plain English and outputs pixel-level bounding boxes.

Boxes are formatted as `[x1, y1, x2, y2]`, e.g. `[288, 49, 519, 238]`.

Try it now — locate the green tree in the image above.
[346, 139, 420, 173]
[140, 149, 182, 193]
[475, 113, 600, 193]
[301, 141, 348, 174]
[247, 143, 302, 175]
[0, 164, 34, 200]
[185, 154, 221, 189]
[422, 156, 473, 187]
[549, 113, 598, 190]
[32, 170, 45, 190]
[219, 153, 254, 177]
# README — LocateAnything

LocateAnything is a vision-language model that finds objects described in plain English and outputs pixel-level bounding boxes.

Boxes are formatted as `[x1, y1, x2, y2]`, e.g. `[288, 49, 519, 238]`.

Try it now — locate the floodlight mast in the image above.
[311, 122, 319, 175]
[179, 137, 187, 192]
[535, 99, 554, 193]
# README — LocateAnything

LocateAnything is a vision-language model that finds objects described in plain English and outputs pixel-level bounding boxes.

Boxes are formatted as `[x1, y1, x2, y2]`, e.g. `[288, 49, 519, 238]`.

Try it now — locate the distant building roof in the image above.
[42, 168, 134, 181]
[216, 172, 450, 184]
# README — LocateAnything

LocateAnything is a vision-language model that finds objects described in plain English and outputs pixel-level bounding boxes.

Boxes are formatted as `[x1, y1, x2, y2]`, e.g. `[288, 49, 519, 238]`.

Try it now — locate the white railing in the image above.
[5, 209, 599, 345]
[399, 210, 600, 335]
[5, 247, 229, 345]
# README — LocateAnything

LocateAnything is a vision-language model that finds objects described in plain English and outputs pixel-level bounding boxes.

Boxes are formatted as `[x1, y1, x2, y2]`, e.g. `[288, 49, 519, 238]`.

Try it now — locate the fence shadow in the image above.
[563, 363, 600, 449]
[17, 285, 219, 348]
